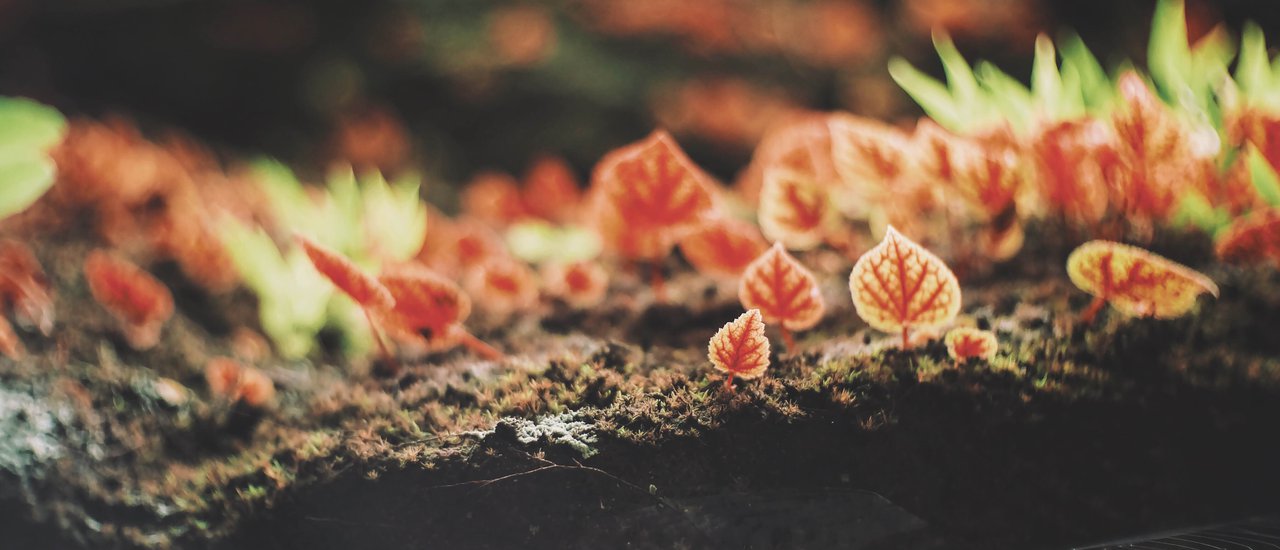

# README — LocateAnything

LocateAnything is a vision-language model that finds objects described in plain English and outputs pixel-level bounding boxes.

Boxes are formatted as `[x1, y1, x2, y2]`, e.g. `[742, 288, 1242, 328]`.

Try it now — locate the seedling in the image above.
[678, 218, 768, 280]
[541, 261, 608, 309]
[738, 242, 825, 351]
[378, 263, 502, 360]
[708, 309, 771, 392]
[295, 234, 397, 368]
[83, 250, 174, 350]
[849, 226, 961, 348]
[944, 327, 998, 362]
[1067, 240, 1218, 324]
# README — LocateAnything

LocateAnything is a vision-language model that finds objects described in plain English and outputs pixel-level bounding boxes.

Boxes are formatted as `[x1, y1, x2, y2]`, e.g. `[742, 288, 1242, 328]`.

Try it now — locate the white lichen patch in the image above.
[0, 386, 72, 476]
[499, 410, 599, 458]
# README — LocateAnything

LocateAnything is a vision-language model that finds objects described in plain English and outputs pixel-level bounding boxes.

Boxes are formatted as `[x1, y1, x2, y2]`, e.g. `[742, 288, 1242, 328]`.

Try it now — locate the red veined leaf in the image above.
[735, 112, 837, 205]
[739, 242, 825, 350]
[848, 226, 961, 348]
[678, 218, 769, 279]
[378, 263, 471, 335]
[758, 167, 838, 250]
[1032, 118, 1114, 225]
[295, 234, 394, 311]
[0, 316, 24, 360]
[541, 260, 608, 308]
[84, 250, 175, 350]
[466, 257, 539, 318]
[522, 155, 582, 224]
[708, 308, 771, 391]
[827, 113, 914, 218]
[944, 327, 998, 361]
[0, 239, 55, 336]
[1067, 240, 1218, 323]
[592, 129, 718, 234]
[462, 170, 527, 227]
[1216, 207, 1280, 268]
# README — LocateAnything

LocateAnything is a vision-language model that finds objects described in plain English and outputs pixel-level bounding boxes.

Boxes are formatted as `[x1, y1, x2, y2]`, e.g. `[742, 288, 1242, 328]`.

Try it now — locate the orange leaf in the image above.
[522, 155, 582, 224]
[0, 316, 25, 360]
[541, 260, 608, 308]
[0, 239, 55, 336]
[466, 257, 539, 318]
[1067, 240, 1218, 320]
[205, 357, 275, 407]
[593, 129, 717, 234]
[84, 250, 174, 350]
[378, 263, 471, 336]
[735, 112, 837, 205]
[295, 234, 394, 310]
[739, 242, 825, 337]
[944, 327, 997, 361]
[758, 168, 838, 250]
[1216, 207, 1280, 267]
[848, 226, 961, 347]
[678, 218, 769, 279]
[1032, 119, 1114, 225]
[827, 114, 913, 217]
[708, 309, 771, 388]
[462, 170, 527, 227]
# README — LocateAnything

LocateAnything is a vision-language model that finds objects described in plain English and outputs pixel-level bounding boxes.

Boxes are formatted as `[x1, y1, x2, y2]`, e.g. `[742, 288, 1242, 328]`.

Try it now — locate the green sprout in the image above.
[221, 160, 428, 358]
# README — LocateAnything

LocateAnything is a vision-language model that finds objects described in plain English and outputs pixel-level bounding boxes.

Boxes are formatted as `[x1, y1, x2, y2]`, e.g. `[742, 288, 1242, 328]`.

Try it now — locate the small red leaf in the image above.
[708, 309, 771, 389]
[378, 263, 471, 336]
[758, 167, 837, 250]
[1216, 207, 1280, 267]
[678, 218, 769, 279]
[84, 250, 174, 350]
[848, 226, 961, 347]
[593, 129, 717, 234]
[1067, 240, 1218, 321]
[295, 234, 394, 311]
[205, 357, 275, 407]
[466, 257, 539, 318]
[522, 155, 582, 224]
[739, 243, 825, 337]
[542, 260, 609, 308]
[462, 170, 527, 226]
[944, 327, 998, 361]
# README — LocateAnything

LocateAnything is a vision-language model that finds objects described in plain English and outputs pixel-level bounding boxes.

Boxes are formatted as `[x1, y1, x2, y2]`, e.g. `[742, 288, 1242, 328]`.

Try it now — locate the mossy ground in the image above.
[3, 227, 1280, 549]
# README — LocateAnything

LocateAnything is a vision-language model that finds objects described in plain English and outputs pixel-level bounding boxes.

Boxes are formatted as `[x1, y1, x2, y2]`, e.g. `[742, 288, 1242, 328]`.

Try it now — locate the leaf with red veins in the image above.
[678, 218, 769, 279]
[1216, 207, 1280, 267]
[1067, 240, 1218, 320]
[1032, 118, 1115, 224]
[542, 260, 609, 308]
[708, 309, 771, 388]
[467, 257, 539, 318]
[295, 234, 394, 311]
[0, 239, 55, 335]
[0, 316, 25, 360]
[827, 114, 914, 218]
[522, 155, 582, 224]
[944, 327, 998, 361]
[759, 168, 838, 250]
[378, 263, 472, 335]
[918, 121, 1026, 222]
[736, 112, 837, 205]
[588, 189, 674, 261]
[848, 226, 961, 346]
[84, 250, 175, 350]
[593, 129, 718, 233]
[739, 242, 825, 333]
[462, 170, 528, 227]
[1111, 72, 1218, 221]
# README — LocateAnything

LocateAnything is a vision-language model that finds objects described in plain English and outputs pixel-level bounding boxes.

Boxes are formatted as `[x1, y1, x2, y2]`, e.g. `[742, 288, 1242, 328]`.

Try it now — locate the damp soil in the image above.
[2, 230, 1280, 550]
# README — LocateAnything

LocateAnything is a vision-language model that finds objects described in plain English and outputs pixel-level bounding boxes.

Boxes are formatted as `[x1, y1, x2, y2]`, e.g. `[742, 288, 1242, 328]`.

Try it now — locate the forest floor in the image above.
[2, 226, 1280, 550]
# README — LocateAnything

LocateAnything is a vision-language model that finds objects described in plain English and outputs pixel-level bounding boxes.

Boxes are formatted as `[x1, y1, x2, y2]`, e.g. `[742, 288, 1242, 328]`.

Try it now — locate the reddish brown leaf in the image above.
[295, 234, 394, 311]
[0, 239, 55, 336]
[739, 243, 825, 349]
[708, 309, 771, 389]
[848, 226, 961, 347]
[944, 327, 998, 361]
[466, 257, 539, 318]
[84, 250, 174, 350]
[678, 218, 769, 279]
[1215, 207, 1280, 267]
[462, 170, 527, 226]
[1032, 118, 1114, 225]
[205, 357, 275, 407]
[0, 316, 25, 360]
[541, 260, 608, 308]
[758, 167, 837, 250]
[522, 155, 582, 224]
[735, 112, 837, 205]
[1067, 240, 1218, 322]
[378, 263, 471, 336]
[827, 114, 914, 215]
[593, 129, 717, 234]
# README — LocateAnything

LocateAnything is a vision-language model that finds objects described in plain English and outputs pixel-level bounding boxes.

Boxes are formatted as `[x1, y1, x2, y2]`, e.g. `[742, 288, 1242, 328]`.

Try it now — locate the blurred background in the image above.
[0, 0, 1276, 192]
